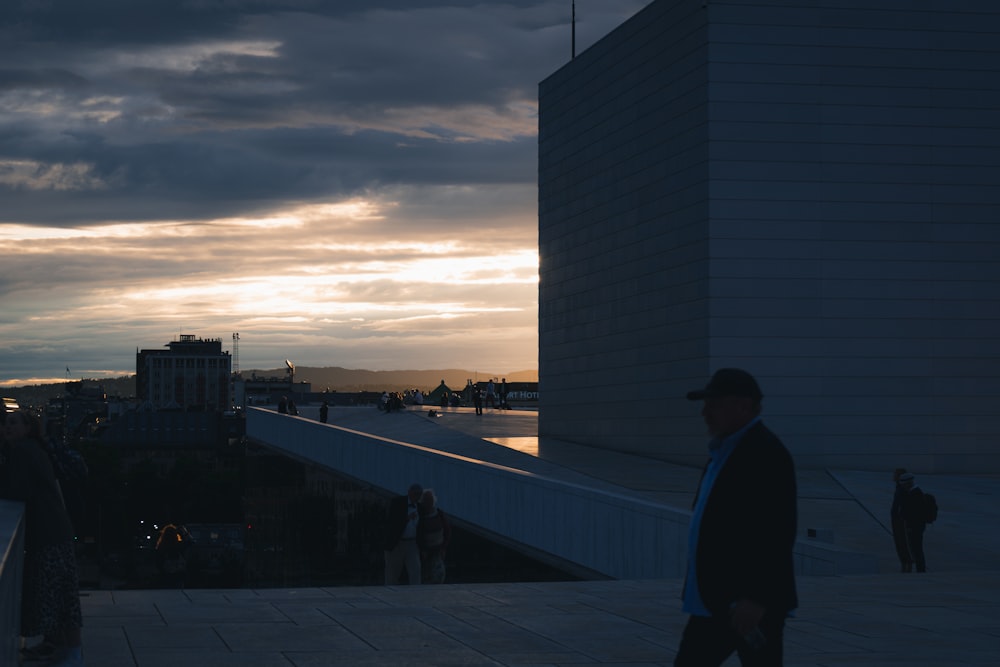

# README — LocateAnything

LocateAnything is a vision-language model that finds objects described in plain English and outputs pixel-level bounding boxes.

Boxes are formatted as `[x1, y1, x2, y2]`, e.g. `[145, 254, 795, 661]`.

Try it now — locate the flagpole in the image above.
[572, 0, 576, 60]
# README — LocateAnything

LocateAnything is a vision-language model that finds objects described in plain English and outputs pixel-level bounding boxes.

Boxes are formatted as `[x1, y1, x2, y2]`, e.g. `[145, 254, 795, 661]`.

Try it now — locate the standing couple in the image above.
[383, 483, 451, 585]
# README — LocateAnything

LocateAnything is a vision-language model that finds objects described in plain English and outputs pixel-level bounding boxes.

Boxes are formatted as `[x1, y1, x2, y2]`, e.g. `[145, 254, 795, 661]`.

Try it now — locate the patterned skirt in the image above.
[22, 541, 83, 638]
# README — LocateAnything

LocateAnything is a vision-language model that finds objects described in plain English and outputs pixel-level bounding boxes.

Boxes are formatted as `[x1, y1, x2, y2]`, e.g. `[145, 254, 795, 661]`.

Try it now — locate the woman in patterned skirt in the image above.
[1, 410, 84, 666]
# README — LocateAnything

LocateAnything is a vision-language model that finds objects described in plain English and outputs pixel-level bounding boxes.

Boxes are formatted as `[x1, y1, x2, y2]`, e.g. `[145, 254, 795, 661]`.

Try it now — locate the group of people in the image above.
[276, 396, 298, 415]
[0, 409, 85, 666]
[379, 391, 405, 413]
[471, 378, 510, 414]
[383, 483, 451, 585]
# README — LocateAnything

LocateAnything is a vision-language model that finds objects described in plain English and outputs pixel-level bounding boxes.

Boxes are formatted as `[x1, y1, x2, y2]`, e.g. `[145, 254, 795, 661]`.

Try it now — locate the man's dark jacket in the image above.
[383, 494, 413, 551]
[694, 421, 798, 616]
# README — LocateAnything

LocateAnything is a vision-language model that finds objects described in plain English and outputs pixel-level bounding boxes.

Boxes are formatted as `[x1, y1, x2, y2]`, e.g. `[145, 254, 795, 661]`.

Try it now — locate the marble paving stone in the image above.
[424, 615, 548, 640]
[84, 613, 166, 628]
[562, 636, 671, 663]
[153, 601, 290, 624]
[124, 625, 227, 650]
[434, 628, 568, 653]
[350, 631, 473, 652]
[509, 611, 658, 638]
[214, 621, 371, 652]
[283, 648, 505, 666]
[485, 651, 601, 665]
[130, 648, 293, 667]
[272, 602, 356, 625]
[234, 588, 337, 601]
[82, 626, 137, 667]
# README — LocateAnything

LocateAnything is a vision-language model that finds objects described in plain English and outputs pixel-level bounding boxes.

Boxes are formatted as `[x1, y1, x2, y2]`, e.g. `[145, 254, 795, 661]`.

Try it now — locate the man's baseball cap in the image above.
[686, 368, 763, 401]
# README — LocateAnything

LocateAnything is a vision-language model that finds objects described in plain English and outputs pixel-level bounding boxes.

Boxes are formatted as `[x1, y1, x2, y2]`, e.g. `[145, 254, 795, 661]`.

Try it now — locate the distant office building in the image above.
[538, 0, 1000, 472]
[136, 335, 232, 410]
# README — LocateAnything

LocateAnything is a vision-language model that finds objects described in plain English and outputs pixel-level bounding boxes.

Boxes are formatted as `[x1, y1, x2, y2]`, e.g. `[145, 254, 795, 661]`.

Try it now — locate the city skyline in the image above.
[0, 1, 649, 386]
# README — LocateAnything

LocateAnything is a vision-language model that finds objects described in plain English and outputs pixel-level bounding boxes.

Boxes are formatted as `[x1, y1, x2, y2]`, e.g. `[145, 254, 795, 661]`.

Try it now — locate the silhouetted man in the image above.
[898, 472, 928, 572]
[676, 369, 797, 667]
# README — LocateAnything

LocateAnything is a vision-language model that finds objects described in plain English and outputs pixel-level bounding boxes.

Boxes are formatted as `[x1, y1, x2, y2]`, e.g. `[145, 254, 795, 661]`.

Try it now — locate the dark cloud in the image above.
[1, 1, 648, 224]
[0, 68, 88, 90]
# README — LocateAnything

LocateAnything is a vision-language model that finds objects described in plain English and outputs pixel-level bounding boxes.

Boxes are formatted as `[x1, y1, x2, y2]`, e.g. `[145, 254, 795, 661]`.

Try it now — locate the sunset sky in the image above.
[0, 1, 649, 387]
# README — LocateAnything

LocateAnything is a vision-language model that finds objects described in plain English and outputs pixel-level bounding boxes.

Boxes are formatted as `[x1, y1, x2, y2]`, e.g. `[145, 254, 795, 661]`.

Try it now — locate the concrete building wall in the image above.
[538, 0, 1000, 472]
[539, 0, 714, 465]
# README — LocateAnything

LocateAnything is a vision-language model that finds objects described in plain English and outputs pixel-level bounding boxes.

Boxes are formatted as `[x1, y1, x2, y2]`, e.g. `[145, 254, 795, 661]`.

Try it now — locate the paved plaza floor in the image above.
[74, 406, 1000, 666]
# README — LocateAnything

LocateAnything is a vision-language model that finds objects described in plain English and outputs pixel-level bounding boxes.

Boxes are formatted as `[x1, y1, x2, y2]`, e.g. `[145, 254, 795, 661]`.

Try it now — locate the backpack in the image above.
[924, 492, 938, 524]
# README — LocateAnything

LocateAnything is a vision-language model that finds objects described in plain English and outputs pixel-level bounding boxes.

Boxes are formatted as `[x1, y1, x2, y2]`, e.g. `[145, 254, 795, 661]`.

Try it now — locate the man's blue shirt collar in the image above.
[708, 416, 761, 458]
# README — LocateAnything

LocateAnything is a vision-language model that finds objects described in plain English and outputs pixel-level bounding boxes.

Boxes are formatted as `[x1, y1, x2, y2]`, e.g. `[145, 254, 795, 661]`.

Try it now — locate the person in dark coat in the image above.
[676, 369, 798, 667]
[890, 468, 913, 572]
[417, 489, 451, 584]
[898, 472, 927, 572]
[383, 483, 423, 585]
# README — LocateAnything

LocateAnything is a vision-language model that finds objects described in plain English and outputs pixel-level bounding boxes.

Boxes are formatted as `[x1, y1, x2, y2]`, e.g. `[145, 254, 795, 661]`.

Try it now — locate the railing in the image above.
[0, 500, 25, 666]
[247, 408, 689, 579]
[246, 408, 877, 579]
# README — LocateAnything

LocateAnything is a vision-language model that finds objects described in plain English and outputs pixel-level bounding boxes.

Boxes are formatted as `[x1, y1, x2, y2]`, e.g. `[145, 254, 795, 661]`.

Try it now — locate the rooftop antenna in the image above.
[572, 0, 576, 59]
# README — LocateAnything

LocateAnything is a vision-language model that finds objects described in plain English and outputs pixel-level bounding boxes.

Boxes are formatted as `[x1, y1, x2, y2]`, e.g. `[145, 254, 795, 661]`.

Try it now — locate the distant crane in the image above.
[232, 332, 240, 375]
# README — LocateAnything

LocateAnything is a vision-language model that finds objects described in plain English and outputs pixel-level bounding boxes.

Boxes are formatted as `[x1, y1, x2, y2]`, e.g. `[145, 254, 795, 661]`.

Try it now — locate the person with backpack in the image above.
[890, 468, 913, 572]
[898, 472, 930, 573]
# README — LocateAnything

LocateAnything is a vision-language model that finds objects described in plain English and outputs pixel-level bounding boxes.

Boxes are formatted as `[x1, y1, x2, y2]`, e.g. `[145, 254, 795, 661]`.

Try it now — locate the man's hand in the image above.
[730, 598, 765, 637]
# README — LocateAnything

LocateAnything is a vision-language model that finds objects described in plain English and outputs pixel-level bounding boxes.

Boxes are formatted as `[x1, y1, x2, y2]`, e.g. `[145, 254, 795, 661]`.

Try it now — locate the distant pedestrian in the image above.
[277, 396, 288, 414]
[676, 369, 797, 667]
[499, 378, 509, 409]
[384, 483, 423, 585]
[473, 386, 483, 415]
[418, 489, 451, 584]
[898, 473, 928, 572]
[319, 401, 329, 423]
[890, 468, 912, 572]
[485, 379, 497, 408]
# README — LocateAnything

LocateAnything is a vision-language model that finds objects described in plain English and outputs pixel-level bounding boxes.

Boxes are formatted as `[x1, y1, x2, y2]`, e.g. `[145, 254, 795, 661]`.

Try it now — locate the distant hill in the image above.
[5, 368, 538, 407]
[246, 367, 538, 393]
